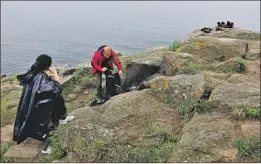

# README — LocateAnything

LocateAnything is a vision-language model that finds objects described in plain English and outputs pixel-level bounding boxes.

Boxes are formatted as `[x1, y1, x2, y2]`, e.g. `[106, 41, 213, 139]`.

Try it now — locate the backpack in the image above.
[105, 72, 121, 97]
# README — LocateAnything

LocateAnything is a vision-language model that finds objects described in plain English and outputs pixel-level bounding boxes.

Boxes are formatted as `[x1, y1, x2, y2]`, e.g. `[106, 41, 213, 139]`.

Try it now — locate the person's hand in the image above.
[49, 65, 60, 82]
[118, 70, 122, 75]
[49, 65, 58, 75]
[102, 67, 108, 72]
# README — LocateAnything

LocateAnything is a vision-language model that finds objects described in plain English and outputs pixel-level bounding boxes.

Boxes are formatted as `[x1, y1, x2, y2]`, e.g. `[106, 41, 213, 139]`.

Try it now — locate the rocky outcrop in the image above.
[168, 113, 235, 163]
[57, 64, 77, 77]
[209, 82, 260, 108]
[161, 52, 200, 76]
[146, 74, 206, 108]
[121, 49, 168, 90]
[122, 62, 160, 89]
[58, 90, 182, 162]
[181, 28, 260, 62]
[180, 36, 247, 62]
[182, 28, 260, 43]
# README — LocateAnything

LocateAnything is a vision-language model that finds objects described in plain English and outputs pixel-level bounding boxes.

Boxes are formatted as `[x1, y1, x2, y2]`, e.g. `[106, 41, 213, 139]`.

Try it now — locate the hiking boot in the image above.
[96, 98, 104, 104]
[59, 116, 75, 125]
[42, 146, 52, 154]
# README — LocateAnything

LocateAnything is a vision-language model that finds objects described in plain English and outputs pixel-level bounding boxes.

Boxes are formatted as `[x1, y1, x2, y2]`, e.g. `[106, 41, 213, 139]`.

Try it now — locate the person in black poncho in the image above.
[13, 54, 74, 154]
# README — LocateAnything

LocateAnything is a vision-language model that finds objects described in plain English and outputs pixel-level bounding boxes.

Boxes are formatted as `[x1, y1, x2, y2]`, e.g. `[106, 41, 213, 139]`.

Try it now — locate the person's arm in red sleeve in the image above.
[91, 51, 103, 72]
[112, 50, 123, 71]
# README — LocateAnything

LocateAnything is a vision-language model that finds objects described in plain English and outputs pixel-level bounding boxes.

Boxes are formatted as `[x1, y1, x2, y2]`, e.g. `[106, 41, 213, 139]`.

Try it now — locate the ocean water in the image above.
[1, 1, 260, 75]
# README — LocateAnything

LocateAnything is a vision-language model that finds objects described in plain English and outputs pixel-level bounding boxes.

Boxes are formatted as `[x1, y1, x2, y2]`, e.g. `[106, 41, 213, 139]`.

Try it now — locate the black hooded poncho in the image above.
[13, 71, 67, 144]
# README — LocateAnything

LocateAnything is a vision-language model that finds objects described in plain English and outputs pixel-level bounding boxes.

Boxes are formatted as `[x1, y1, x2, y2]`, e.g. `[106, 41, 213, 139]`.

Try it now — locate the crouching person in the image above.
[13, 54, 74, 154]
[91, 45, 123, 104]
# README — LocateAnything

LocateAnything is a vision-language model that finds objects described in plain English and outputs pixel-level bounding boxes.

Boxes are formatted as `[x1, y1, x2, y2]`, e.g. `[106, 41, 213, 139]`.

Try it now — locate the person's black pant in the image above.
[52, 95, 67, 127]
[94, 71, 110, 99]
[43, 133, 51, 151]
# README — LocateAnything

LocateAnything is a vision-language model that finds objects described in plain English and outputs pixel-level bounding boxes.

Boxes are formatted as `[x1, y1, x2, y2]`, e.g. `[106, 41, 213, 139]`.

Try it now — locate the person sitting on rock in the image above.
[221, 21, 226, 27]
[225, 21, 234, 28]
[13, 54, 74, 154]
[217, 21, 225, 27]
[216, 22, 225, 31]
[91, 45, 123, 104]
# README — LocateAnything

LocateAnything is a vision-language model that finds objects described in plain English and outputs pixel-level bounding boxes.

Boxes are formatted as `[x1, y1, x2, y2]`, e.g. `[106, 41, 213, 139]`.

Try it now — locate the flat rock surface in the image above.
[1, 124, 14, 142]
[3, 138, 44, 162]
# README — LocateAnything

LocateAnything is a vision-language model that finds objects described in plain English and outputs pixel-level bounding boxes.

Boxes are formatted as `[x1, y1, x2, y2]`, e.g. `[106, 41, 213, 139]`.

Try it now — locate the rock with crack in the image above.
[209, 82, 260, 108]
[226, 58, 260, 88]
[214, 57, 247, 73]
[244, 41, 260, 60]
[168, 112, 235, 163]
[227, 74, 260, 89]
[200, 71, 228, 92]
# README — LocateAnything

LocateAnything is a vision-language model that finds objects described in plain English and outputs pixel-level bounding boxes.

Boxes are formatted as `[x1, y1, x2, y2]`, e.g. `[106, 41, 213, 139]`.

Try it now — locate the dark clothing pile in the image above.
[201, 27, 213, 33]
[13, 71, 67, 144]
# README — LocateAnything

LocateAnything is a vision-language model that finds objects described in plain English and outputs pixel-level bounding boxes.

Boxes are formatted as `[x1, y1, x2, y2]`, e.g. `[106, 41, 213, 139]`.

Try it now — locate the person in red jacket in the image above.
[91, 45, 123, 103]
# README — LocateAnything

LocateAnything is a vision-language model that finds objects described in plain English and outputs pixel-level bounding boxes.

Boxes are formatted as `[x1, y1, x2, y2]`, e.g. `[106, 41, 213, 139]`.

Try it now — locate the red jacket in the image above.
[91, 49, 123, 74]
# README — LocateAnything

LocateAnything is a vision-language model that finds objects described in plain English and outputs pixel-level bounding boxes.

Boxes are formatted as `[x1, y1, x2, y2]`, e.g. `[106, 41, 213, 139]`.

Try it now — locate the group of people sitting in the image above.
[217, 21, 234, 28]
[13, 45, 123, 154]
[201, 20, 235, 33]
[216, 21, 234, 31]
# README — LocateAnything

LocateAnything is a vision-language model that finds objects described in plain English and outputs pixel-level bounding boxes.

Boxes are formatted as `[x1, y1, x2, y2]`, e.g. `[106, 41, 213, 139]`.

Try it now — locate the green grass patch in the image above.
[1, 89, 22, 127]
[150, 87, 213, 121]
[62, 67, 95, 94]
[1, 75, 18, 84]
[215, 58, 247, 74]
[218, 65, 235, 73]
[36, 130, 67, 163]
[178, 98, 212, 120]
[148, 125, 178, 143]
[0, 142, 13, 162]
[57, 124, 177, 162]
[65, 89, 96, 113]
[0, 157, 13, 163]
[95, 141, 174, 163]
[237, 32, 261, 40]
[0, 142, 12, 157]
[232, 107, 246, 121]
[245, 107, 260, 119]
[177, 62, 202, 75]
[235, 136, 260, 162]
[232, 106, 260, 120]
[168, 41, 181, 52]
[49, 130, 67, 160]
